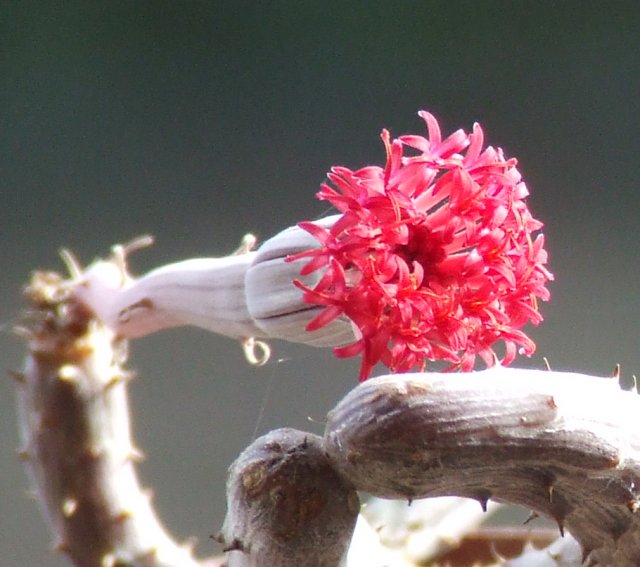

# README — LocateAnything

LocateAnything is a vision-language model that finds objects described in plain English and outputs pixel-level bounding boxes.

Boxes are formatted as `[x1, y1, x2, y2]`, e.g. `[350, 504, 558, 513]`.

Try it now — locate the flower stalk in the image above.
[69, 238, 263, 341]
[69, 226, 356, 364]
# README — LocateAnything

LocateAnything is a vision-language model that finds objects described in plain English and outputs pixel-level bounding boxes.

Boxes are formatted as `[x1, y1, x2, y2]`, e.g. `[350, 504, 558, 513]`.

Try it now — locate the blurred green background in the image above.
[2, 2, 639, 565]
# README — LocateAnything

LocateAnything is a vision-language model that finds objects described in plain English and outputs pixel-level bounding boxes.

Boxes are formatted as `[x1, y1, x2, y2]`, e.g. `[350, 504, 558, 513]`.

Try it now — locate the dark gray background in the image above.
[2, 2, 639, 565]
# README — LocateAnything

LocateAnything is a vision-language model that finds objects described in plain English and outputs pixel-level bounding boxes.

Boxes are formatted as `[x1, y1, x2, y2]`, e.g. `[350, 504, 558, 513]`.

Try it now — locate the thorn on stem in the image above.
[627, 499, 640, 513]
[473, 489, 492, 512]
[547, 483, 554, 503]
[233, 233, 257, 255]
[53, 540, 71, 555]
[62, 498, 78, 518]
[59, 248, 84, 280]
[479, 497, 489, 512]
[180, 537, 197, 554]
[611, 363, 621, 379]
[57, 365, 80, 383]
[112, 510, 132, 525]
[104, 371, 134, 390]
[126, 447, 146, 463]
[222, 537, 245, 553]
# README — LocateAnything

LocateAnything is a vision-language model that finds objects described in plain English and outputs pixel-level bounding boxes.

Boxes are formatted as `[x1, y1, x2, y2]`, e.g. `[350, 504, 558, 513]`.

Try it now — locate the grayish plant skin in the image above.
[219, 429, 359, 567]
[14, 239, 640, 566]
[325, 370, 640, 566]
[17, 271, 212, 567]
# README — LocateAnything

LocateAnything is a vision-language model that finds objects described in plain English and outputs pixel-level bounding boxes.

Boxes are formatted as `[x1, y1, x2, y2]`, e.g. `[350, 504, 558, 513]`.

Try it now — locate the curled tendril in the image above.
[241, 336, 271, 367]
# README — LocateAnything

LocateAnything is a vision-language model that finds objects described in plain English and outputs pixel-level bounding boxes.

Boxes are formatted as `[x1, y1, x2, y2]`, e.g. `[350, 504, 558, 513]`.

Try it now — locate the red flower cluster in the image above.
[289, 111, 553, 381]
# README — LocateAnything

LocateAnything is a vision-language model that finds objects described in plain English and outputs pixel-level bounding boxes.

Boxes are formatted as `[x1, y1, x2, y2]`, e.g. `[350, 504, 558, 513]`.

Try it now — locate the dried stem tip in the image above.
[220, 428, 359, 567]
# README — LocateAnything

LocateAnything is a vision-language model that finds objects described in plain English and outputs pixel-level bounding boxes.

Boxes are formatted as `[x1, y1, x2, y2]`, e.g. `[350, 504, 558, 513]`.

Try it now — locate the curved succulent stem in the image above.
[17, 271, 216, 567]
[324, 369, 640, 566]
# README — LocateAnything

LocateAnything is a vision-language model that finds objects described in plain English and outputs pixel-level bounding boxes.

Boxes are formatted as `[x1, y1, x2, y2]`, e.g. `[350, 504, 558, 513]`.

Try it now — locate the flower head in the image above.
[288, 111, 553, 381]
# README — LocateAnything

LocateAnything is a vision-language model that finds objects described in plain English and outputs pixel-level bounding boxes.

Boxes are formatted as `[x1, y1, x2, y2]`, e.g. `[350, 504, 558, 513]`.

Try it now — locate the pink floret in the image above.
[289, 111, 553, 381]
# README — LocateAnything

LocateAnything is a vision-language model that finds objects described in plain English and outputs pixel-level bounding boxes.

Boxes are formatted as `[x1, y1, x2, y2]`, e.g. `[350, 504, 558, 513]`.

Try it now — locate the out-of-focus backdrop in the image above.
[2, 3, 639, 565]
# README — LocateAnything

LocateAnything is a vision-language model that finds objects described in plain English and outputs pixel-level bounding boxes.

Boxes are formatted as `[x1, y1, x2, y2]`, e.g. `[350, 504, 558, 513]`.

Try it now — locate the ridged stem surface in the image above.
[324, 370, 640, 566]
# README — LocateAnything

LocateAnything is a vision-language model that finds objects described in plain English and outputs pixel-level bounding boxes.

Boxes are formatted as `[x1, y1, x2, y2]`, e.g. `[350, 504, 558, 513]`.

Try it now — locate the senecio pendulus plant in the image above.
[68, 111, 552, 380]
[14, 111, 640, 567]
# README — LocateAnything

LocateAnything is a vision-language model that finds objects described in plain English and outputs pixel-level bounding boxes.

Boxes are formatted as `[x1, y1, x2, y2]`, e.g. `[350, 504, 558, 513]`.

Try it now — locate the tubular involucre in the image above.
[70, 226, 355, 353]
